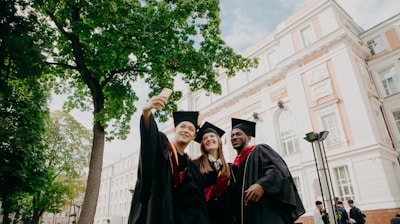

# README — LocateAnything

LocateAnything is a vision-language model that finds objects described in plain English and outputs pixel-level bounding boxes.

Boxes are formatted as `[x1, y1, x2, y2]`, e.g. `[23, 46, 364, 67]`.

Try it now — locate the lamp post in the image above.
[304, 131, 337, 224]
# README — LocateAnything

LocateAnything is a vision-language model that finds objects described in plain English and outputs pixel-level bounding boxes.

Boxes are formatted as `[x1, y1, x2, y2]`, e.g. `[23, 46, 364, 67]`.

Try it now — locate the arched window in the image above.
[278, 109, 299, 155]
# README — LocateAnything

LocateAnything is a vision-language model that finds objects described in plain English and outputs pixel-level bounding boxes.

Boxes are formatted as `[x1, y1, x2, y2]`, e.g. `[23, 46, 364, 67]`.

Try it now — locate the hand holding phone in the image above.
[155, 88, 172, 109]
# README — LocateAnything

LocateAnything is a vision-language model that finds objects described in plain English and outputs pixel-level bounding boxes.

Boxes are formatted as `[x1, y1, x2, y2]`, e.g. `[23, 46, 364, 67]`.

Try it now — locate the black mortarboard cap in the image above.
[231, 118, 256, 137]
[194, 121, 225, 143]
[173, 111, 199, 128]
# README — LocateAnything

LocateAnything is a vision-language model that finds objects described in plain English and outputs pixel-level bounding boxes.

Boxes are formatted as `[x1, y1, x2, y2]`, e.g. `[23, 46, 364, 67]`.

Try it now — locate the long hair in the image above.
[198, 136, 230, 178]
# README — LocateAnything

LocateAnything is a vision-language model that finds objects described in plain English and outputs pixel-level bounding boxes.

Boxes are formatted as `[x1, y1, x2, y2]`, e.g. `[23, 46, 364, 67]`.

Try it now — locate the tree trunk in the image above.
[1, 195, 11, 224]
[77, 122, 105, 224]
[32, 209, 42, 224]
[31, 195, 40, 224]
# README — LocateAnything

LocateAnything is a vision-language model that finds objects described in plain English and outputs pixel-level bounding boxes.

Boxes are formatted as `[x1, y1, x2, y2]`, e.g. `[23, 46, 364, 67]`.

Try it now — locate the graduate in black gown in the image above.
[128, 92, 208, 224]
[193, 122, 234, 224]
[230, 118, 305, 224]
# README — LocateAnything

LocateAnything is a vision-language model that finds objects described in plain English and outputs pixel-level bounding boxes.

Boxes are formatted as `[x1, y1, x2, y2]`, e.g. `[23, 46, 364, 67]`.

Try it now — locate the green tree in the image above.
[14, 111, 91, 224]
[0, 0, 50, 223]
[0, 91, 49, 224]
[31, 0, 258, 222]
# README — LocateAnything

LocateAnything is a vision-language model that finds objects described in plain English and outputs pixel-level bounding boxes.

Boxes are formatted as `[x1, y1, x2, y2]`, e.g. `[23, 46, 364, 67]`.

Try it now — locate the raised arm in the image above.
[142, 94, 168, 130]
[138, 94, 169, 201]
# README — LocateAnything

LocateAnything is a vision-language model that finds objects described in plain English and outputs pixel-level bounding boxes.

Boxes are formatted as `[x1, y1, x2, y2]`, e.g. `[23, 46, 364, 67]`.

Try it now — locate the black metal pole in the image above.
[317, 138, 338, 224]
[310, 137, 325, 204]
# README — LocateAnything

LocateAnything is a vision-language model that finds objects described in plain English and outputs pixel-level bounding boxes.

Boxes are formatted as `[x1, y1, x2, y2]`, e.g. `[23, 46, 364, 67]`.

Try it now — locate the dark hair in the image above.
[337, 201, 344, 205]
[396, 213, 400, 218]
[315, 200, 323, 205]
[348, 199, 354, 204]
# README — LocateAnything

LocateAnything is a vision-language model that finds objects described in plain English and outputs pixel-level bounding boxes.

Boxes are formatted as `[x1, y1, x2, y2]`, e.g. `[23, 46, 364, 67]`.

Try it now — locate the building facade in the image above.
[93, 155, 138, 224]
[95, 0, 400, 224]
[40, 197, 83, 224]
[165, 0, 400, 223]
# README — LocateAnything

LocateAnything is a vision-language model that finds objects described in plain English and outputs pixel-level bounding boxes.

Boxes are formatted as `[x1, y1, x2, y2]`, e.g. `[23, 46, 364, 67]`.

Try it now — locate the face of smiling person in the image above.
[230, 128, 250, 151]
[201, 132, 220, 154]
[174, 121, 196, 144]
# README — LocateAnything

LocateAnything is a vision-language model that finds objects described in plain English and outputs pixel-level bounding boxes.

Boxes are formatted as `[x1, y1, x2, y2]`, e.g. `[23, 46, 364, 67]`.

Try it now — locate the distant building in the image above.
[40, 198, 82, 224]
[95, 0, 400, 224]
[94, 154, 138, 224]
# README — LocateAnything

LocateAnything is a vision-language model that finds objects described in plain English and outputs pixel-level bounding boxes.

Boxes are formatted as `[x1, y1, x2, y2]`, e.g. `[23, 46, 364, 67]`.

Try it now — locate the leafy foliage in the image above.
[1, 1, 90, 223]
[33, 0, 257, 139]
[23, 0, 258, 222]
[0, 0, 50, 223]
[12, 111, 91, 224]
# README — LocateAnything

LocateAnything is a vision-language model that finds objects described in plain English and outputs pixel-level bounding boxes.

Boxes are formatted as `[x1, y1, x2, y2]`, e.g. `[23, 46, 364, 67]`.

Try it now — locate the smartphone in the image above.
[155, 88, 172, 109]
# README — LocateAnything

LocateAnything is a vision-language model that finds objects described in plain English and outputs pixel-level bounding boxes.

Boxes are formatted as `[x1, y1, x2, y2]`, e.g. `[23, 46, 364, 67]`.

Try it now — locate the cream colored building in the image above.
[93, 155, 138, 224]
[164, 0, 400, 223]
[39, 197, 83, 224]
[95, 0, 400, 224]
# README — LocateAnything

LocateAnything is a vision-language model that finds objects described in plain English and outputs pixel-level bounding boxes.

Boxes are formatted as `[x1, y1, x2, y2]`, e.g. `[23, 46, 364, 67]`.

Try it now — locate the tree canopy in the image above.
[16, 0, 259, 222]
[1, 0, 50, 222]
[14, 111, 91, 224]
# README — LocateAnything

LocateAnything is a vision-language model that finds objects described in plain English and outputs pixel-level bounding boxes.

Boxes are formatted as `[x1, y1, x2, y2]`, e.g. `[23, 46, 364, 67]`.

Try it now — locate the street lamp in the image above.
[304, 131, 338, 224]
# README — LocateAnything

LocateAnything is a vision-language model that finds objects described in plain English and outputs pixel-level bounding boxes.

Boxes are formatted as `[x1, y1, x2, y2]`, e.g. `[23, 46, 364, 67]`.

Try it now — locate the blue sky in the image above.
[51, 0, 400, 166]
[219, 0, 400, 52]
[220, 0, 310, 52]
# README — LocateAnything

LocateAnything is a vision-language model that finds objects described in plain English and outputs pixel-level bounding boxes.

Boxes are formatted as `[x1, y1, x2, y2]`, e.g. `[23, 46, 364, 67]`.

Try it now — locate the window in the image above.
[321, 113, 342, 145]
[278, 110, 299, 155]
[334, 166, 355, 201]
[301, 26, 315, 47]
[379, 66, 400, 96]
[394, 110, 400, 133]
[293, 177, 303, 200]
[367, 35, 386, 55]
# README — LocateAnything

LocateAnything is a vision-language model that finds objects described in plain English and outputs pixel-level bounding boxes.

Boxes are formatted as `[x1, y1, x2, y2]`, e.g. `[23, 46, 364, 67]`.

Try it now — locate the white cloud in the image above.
[336, 0, 400, 30]
[221, 4, 274, 52]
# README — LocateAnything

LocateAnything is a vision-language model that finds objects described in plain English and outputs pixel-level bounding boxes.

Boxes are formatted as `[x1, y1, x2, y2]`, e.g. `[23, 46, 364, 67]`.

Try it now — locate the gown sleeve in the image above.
[138, 113, 170, 201]
[253, 144, 305, 221]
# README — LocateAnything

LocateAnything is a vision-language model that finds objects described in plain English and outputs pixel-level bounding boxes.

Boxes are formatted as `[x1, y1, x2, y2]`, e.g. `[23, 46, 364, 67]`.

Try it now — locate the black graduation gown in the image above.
[128, 114, 208, 224]
[192, 159, 235, 224]
[232, 144, 305, 224]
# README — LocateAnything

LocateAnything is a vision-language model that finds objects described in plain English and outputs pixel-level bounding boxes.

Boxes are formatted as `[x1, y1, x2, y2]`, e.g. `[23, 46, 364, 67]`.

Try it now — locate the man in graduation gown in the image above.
[230, 118, 305, 224]
[128, 93, 208, 224]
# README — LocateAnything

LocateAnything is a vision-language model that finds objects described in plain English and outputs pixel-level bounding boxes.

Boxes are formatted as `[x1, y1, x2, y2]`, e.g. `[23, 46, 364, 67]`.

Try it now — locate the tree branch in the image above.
[44, 10, 71, 39]
[109, 67, 147, 76]
[101, 67, 147, 88]
[153, 20, 174, 37]
[46, 61, 77, 70]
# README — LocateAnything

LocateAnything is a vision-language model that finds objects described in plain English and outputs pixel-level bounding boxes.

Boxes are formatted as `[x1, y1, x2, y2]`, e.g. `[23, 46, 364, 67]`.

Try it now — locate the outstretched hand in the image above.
[143, 95, 168, 113]
[142, 95, 168, 130]
[244, 183, 264, 206]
